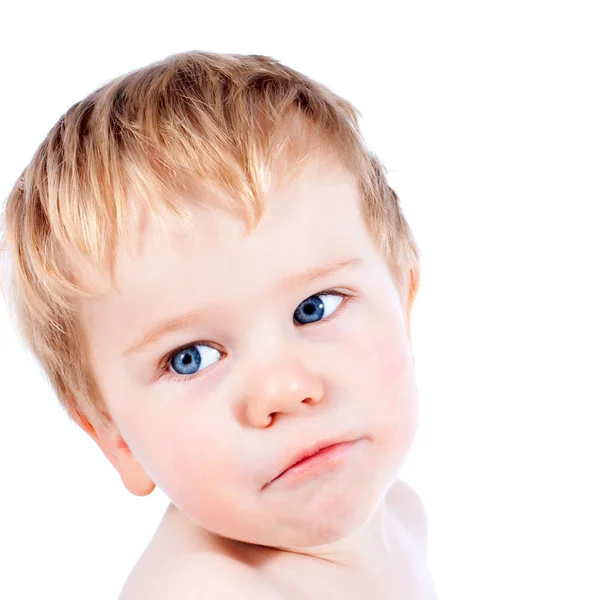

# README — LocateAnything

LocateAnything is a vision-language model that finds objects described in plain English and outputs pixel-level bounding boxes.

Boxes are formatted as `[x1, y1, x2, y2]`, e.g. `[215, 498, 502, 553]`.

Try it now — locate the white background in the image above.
[1, 1, 598, 598]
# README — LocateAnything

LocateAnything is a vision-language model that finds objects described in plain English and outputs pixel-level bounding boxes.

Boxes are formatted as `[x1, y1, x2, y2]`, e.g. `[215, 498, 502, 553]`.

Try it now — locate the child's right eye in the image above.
[167, 344, 222, 378]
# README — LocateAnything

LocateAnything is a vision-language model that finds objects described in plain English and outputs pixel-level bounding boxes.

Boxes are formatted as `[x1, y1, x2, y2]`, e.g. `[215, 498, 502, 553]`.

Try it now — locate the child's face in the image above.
[79, 151, 419, 549]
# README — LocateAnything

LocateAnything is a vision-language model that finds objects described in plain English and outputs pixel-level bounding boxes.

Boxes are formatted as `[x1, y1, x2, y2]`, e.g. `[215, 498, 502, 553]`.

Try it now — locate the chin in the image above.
[260, 478, 387, 549]
[293, 502, 365, 547]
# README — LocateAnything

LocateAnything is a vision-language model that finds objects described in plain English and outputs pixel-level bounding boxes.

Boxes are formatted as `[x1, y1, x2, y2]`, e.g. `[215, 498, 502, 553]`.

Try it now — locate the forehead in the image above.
[114, 156, 371, 287]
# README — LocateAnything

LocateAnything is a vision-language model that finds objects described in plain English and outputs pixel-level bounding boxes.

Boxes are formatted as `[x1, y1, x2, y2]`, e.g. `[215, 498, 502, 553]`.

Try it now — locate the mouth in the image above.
[263, 435, 365, 490]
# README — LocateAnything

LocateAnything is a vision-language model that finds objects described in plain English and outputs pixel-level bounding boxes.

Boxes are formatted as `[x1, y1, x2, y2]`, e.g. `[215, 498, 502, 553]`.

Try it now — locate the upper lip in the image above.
[264, 433, 362, 488]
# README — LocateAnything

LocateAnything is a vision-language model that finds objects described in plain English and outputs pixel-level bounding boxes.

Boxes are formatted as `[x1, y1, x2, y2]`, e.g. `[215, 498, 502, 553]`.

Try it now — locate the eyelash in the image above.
[158, 289, 353, 385]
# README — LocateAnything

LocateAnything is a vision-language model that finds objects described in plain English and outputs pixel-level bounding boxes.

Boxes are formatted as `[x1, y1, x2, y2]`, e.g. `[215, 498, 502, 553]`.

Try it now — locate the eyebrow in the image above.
[123, 257, 363, 356]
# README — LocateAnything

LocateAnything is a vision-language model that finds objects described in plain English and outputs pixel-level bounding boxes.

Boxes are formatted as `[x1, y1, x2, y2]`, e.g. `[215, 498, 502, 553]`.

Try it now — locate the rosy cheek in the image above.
[355, 313, 413, 388]
[381, 341, 415, 394]
[366, 324, 419, 437]
[167, 419, 231, 481]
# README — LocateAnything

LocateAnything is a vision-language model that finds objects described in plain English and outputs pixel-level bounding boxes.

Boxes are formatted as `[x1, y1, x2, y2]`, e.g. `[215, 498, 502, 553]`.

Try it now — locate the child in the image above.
[0, 51, 437, 599]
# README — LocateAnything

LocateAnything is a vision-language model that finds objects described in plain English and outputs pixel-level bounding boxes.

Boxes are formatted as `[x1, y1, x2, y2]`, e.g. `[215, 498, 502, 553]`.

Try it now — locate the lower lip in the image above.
[269, 440, 362, 488]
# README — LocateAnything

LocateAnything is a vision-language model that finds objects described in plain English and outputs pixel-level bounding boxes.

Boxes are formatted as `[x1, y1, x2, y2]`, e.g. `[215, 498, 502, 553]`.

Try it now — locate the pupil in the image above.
[304, 304, 316, 315]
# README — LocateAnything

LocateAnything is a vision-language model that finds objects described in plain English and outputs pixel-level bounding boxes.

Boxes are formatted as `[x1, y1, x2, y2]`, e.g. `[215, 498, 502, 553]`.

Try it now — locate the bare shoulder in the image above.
[387, 478, 429, 554]
[118, 552, 283, 600]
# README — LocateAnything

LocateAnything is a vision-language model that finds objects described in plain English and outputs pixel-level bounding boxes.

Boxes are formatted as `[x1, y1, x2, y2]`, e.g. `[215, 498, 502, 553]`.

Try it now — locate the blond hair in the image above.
[0, 50, 420, 431]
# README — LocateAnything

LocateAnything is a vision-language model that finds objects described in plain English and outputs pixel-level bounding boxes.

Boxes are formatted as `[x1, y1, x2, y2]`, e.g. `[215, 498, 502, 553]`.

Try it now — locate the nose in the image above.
[237, 341, 325, 428]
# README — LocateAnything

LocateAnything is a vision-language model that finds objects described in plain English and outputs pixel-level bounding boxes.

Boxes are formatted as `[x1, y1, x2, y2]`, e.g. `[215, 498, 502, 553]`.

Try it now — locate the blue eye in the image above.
[169, 344, 221, 376]
[294, 292, 344, 325]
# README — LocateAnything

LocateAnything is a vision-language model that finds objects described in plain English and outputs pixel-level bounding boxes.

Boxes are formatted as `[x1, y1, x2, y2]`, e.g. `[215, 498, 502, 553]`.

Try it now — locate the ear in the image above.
[402, 264, 420, 361]
[72, 409, 156, 497]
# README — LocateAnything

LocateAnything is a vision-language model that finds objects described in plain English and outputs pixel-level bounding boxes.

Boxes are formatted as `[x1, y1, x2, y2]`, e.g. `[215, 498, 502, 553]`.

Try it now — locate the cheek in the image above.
[158, 416, 230, 483]
[118, 396, 235, 509]
[355, 317, 419, 450]
[154, 419, 256, 534]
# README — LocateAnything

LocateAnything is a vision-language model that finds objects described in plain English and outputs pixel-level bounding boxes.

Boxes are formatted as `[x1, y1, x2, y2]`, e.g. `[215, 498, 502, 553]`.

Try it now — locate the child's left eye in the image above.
[293, 291, 346, 325]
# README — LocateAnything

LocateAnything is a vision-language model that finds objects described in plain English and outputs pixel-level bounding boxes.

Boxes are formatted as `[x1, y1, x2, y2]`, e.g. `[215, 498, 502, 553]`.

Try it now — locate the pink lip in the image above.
[265, 438, 363, 489]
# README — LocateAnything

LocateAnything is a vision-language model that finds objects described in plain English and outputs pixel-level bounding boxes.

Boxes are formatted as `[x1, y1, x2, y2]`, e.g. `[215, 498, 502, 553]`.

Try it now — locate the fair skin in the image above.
[74, 150, 436, 598]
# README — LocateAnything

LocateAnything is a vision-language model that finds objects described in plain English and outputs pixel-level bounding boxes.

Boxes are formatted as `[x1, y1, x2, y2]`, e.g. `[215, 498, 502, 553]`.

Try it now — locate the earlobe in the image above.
[72, 408, 156, 497]
[111, 432, 157, 497]
[116, 456, 157, 497]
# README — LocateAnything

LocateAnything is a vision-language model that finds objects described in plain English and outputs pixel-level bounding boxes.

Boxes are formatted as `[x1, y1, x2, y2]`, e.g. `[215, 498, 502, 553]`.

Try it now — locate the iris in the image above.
[294, 295, 325, 325]
[171, 346, 202, 375]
